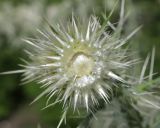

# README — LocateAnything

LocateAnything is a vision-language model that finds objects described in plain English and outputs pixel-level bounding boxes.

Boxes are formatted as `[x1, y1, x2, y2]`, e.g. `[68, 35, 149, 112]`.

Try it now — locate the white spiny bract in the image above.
[19, 15, 139, 110]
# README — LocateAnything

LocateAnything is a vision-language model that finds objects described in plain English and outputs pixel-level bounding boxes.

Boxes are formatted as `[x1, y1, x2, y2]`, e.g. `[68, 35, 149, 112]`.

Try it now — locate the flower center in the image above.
[70, 53, 94, 77]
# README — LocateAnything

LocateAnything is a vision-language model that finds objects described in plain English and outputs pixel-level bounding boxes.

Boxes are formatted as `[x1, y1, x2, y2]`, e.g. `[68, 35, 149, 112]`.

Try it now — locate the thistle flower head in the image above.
[0, 2, 141, 126]
[18, 14, 141, 111]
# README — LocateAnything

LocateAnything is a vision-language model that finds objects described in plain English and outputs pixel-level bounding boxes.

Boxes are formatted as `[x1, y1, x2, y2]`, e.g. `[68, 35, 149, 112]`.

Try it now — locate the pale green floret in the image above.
[70, 53, 94, 77]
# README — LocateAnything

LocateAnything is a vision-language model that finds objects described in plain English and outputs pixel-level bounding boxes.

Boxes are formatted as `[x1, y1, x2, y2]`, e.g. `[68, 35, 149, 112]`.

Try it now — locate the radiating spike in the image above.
[65, 31, 74, 42]
[149, 47, 155, 81]
[90, 92, 99, 106]
[20, 58, 29, 65]
[141, 97, 160, 109]
[50, 44, 64, 54]
[72, 15, 79, 39]
[62, 87, 72, 107]
[24, 50, 34, 56]
[31, 77, 67, 105]
[22, 39, 43, 50]
[73, 91, 79, 112]
[84, 93, 89, 112]
[133, 91, 156, 96]
[90, 19, 100, 45]
[53, 77, 69, 90]
[86, 20, 91, 41]
[107, 21, 116, 31]
[37, 29, 49, 39]
[40, 62, 61, 67]
[99, 33, 109, 47]
[42, 100, 61, 110]
[39, 79, 50, 85]
[120, 0, 125, 22]
[91, 16, 99, 32]
[93, 36, 100, 47]
[118, 0, 125, 29]
[80, 33, 84, 42]
[44, 56, 61, 60]
[110, 59, 139, 68]
[139, 54, 150, 83]
[88, 108, 97, 120]
[21, 75, 40, 85]
[21, 72, 34, 80]
[46, 90, 58, 106]
[39, 75, 60, 84]
[19, 64, 39, 69]
[103, 39, 121, 50]
[63, 76, 77, 107]
[0, 70, 26, 75]
[59, 21, 74, 43]
[97, 86, 109, 103]
[40, 81, 52, 88]
[115, 26, 142, 49]
[51, 32, 69, 48]
[101, 83, 112, 92]
[32, 36, 64, 54]
[107, 71, 126, 83]
[110, 61, 129, 68]
[57, 107, 68, 128]
[30, 86, 52, 105]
